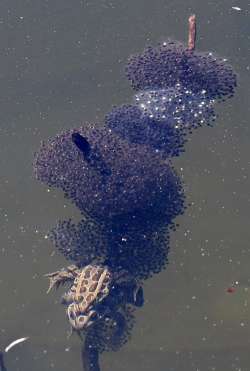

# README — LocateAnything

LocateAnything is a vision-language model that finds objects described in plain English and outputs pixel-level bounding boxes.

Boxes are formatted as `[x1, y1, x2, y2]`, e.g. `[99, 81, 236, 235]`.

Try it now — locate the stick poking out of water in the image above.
[188, 14, 196, 50]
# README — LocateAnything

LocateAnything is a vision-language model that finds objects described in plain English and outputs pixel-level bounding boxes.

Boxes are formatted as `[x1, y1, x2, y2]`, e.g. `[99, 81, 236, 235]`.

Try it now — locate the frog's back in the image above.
[73, 265, 112, 311]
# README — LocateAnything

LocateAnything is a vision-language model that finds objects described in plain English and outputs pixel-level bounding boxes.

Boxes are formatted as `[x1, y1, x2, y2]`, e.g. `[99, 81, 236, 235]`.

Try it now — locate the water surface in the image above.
[0, 1, 249, 370]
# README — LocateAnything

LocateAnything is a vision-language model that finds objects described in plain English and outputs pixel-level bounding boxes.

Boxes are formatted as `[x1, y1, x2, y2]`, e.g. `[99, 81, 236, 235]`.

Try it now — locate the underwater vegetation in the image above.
[34, 15, 236, 371]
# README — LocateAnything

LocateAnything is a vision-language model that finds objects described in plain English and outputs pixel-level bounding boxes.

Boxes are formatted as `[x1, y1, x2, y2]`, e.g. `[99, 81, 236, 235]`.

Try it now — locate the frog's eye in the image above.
[89, 311, 98, 321]
[78, 315, 87, 323]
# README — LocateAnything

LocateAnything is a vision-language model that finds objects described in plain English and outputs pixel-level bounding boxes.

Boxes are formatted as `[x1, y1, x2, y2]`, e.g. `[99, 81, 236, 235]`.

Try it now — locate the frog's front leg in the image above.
[61, 290, 75, 305]
[44, 265, 79, 293]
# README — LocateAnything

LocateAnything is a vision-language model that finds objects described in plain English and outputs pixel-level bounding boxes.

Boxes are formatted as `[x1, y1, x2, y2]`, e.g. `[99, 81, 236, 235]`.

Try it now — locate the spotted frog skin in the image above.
[45, 264, 142, 331]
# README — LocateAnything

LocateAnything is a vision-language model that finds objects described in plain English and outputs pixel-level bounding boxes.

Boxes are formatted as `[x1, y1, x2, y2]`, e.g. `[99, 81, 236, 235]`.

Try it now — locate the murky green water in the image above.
[0, 1, 249, 370]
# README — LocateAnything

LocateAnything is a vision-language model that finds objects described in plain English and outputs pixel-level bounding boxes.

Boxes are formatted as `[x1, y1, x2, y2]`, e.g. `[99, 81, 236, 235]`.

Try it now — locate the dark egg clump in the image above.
[34, 124, 184, 229]
[126, 40, 237, 100]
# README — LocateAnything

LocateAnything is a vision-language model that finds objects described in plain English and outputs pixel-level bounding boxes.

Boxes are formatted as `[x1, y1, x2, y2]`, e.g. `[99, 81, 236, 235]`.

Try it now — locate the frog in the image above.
[45, 264, 143, 332]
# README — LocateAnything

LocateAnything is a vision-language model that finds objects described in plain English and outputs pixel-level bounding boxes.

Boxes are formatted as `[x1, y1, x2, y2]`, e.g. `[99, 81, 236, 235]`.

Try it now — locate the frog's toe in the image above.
[45, 276, 61, 293]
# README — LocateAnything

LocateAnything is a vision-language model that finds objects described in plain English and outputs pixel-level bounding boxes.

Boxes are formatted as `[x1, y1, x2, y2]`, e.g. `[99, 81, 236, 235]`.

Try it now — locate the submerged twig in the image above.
[81, 340, 100, 371]
[0, 352, 7, 371]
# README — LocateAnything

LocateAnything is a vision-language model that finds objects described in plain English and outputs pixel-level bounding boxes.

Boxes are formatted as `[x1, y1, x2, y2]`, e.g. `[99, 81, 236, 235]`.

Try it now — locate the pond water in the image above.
[0, 1, 249, 370]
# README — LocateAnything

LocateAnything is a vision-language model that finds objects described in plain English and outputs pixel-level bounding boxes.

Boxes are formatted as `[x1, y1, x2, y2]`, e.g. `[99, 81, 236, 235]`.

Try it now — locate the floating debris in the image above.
[226, 286, 236, 293]
[4, 337, 29, 353]
[232, 6, 242, 11]
[0, 337, 29, 371]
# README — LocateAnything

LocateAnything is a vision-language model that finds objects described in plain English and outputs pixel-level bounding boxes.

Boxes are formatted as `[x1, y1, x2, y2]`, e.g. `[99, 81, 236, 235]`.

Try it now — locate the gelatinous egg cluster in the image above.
[34, 125, 184, 229]
[34, 36, 237, 352]
[107, 41, 236, 158]
[48, 218, 108, 266]
[133, 84, 215, 128]
[126, 40, 237, 100]
[105, 104, 186, 157]
[85, 306, 135, 353]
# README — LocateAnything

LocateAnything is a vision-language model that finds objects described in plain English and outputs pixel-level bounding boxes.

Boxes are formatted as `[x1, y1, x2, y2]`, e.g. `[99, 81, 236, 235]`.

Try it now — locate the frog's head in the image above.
[67, 304, 98, 330]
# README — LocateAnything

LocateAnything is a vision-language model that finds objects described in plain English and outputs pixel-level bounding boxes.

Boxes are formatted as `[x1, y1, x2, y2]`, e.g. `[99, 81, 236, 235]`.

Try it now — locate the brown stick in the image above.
[188, 14, 196, 50]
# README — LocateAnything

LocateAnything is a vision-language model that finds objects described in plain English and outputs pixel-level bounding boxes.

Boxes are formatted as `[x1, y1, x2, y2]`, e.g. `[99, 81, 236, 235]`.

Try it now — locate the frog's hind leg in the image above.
[113, 270, 144, 306]
[76, 329, 84, 342]
[115, 281, 144, 307]
[66, 326, 84, 342]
